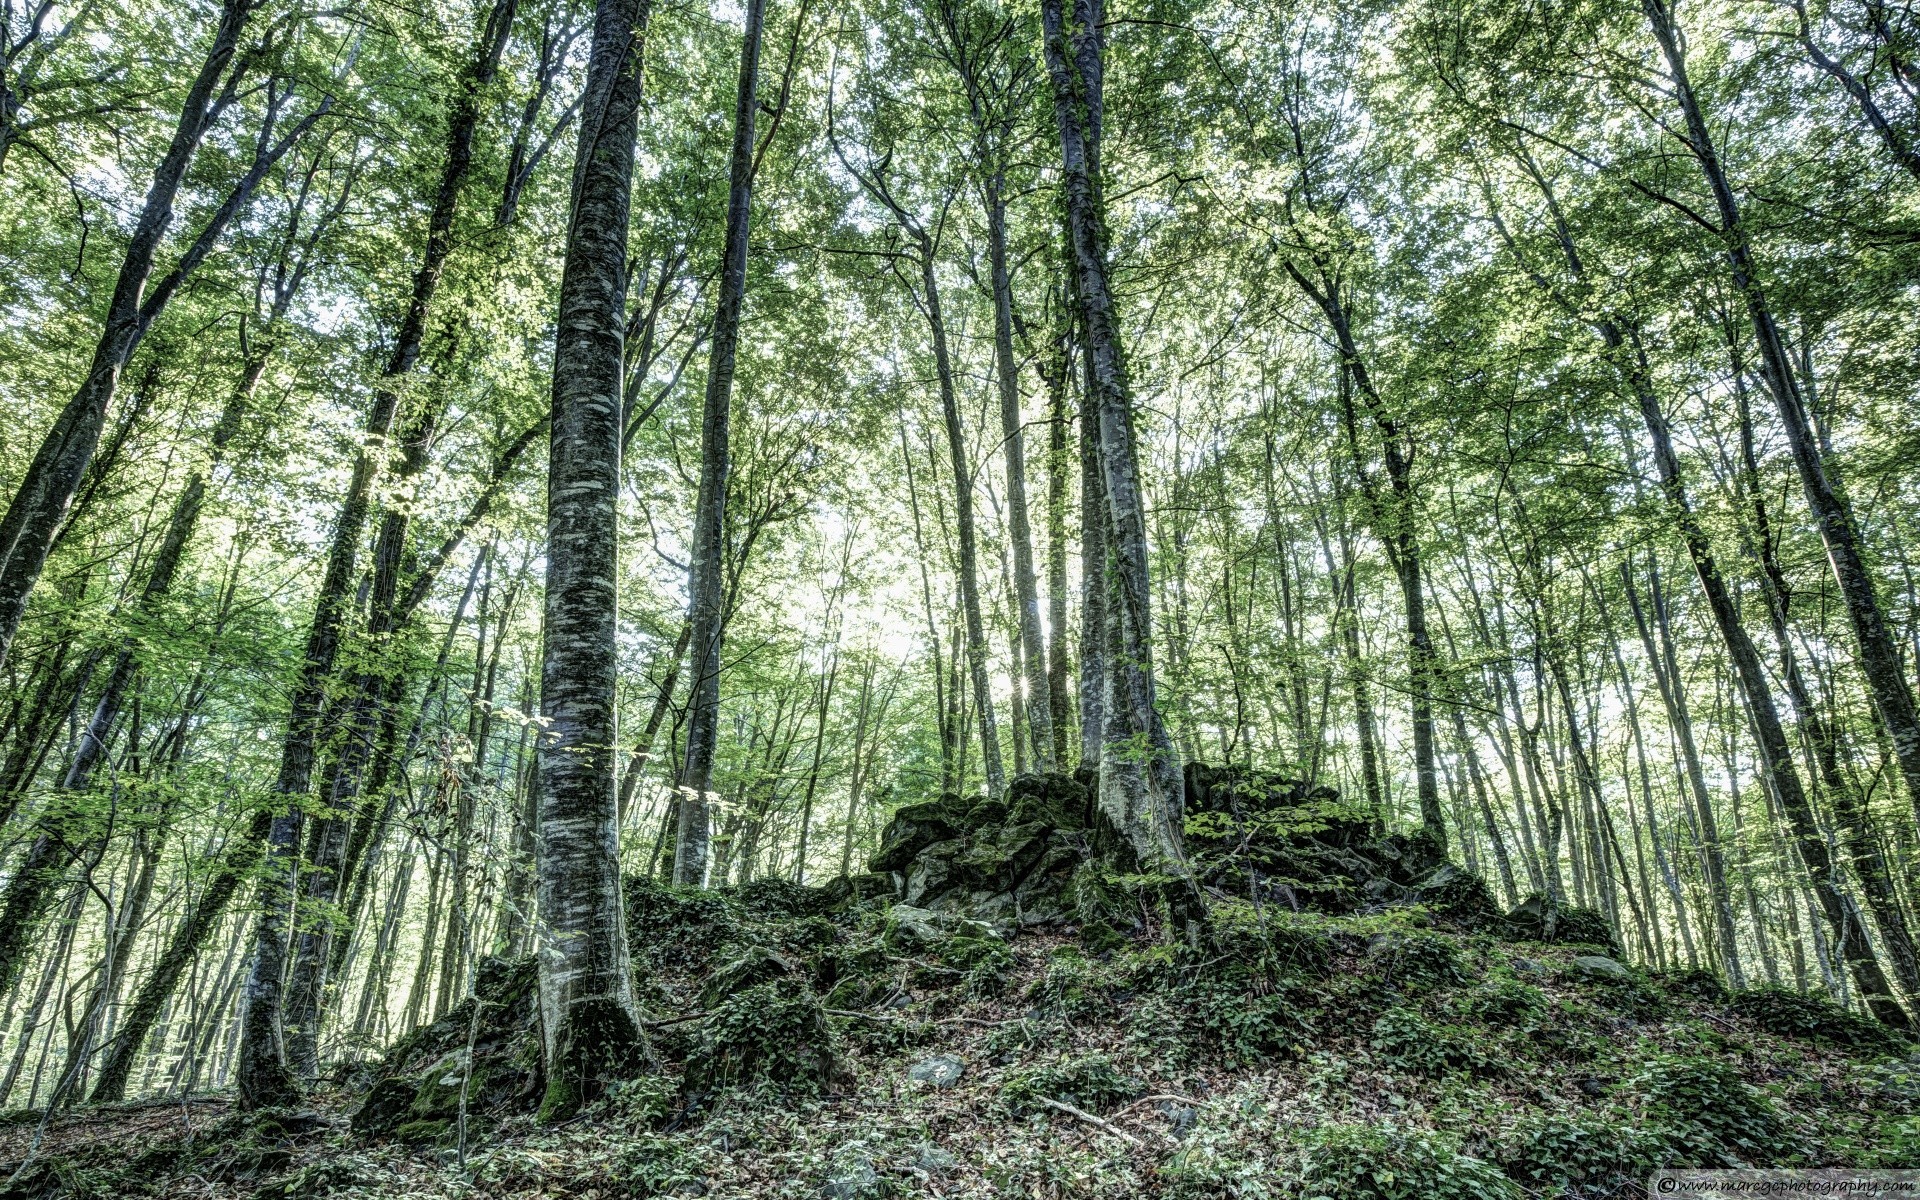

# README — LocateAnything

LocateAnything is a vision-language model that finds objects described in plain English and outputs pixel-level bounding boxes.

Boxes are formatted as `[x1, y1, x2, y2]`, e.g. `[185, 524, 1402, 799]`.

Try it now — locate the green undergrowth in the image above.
[4, 875, 1914, 1198]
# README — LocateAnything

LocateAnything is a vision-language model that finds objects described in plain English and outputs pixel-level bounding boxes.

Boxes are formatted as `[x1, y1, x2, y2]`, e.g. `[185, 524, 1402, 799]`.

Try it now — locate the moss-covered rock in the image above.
[683, 981, 849, 1096]
[352, 956, 543, 1141]
[1503, 894, 1622, 955]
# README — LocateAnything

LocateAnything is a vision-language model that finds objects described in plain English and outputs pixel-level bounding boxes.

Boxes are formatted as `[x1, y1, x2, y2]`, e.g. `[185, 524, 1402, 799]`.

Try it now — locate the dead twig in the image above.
[1032, 1095, 1172, 1148]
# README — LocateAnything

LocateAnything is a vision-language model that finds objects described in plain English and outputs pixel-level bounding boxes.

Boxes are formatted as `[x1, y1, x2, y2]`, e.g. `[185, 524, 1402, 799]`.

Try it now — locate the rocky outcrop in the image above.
[352, 956, 544, 1142]
[865, 765, 1594, 942]
[867, 773, 1100, 928]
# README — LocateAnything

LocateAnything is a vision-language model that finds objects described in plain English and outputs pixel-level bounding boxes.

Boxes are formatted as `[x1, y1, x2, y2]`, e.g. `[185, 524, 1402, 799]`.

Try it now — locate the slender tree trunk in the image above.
[618, 621, 690, 827]
[1728, 372, 1920, 1003]
[0, 0, 258, 673]
[917, 238, 1007, 800]
[1042, 324, 1074, 764]
[1635, 378, 1907, 1023]
[983, 179, 1054, 772]
[677, 0, 764, 882]
[534, 0, 653, 1120]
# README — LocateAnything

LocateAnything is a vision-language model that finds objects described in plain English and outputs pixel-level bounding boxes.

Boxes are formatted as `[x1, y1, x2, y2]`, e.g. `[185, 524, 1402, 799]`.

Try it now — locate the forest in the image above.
[0, 0, 1916, 1191]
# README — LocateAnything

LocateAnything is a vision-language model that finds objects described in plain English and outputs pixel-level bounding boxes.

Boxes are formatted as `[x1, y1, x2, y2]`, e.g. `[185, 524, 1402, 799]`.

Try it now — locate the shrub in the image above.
[1420, 869, 1504, 929]
[1495, 1112, 1664, 1196]
[624, 877, 740, 970]
[1730, 985, 1907, 1056]
[1194, 983, 1320, 1065]
[939, 933, 1015, 998]
[1030, 945, 1114, 1019]
[731, 877, 828, 919]
[1000, 1053, 1142, 1115]
[1621, 1054, 1798, 1166]
[1300, 1123, 1519, 1200]
[684, 981, 848, 1095]
[1365, 933, 1465, 992]
[1370, 1007, 1485, 1078]
[1455, 976, 1544, 1026]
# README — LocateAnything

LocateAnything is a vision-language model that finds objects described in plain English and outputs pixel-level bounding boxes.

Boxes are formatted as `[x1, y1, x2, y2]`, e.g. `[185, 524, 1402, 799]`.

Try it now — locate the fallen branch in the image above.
[824, 1007, 1017, 1027]
[1032, 1095, 1166, 1148]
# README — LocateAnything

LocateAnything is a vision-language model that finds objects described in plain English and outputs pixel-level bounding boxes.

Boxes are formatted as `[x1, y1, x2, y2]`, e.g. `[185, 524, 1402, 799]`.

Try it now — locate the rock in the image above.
[685, 981, 850, 1096]
[1158, 1101, 1199, 1139]
[885, 903, 1001, 948]
[1572, 954, 1632, 980]
[817, 872, 896, 910]
[908, 1054, 965, 1087]
[698, 945, 800, 1009]
[870, 794, 971, 873]
[821, 1143, 885, 1200]
[1505, 894, 1623, 954]
[352, 956, 542, 1140]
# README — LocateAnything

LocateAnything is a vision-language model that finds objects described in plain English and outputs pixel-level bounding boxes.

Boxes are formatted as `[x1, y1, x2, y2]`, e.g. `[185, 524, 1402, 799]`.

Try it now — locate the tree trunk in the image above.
[534, 0, 653, 1120]
[0, 0, 257, 673]
[1636, 378, 1907, 1024]
[677, 0, 764, 882]
[1043, 0, 1189, 885]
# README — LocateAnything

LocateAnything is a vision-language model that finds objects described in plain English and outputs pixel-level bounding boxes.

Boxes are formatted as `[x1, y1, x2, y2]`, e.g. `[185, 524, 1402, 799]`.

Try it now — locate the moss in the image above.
[390, 1118, 451, 1144]
[537, 995, 651, 1124]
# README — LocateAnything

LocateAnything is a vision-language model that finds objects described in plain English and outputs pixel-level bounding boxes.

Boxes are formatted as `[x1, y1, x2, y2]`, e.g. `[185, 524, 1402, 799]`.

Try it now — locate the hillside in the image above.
[0, 772, 1912, 1199]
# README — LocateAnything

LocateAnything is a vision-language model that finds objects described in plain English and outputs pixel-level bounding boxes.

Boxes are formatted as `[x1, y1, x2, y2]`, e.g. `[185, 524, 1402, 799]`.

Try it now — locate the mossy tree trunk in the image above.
[1042, 0, 1189, 883]
[535, 0, 653, 1120]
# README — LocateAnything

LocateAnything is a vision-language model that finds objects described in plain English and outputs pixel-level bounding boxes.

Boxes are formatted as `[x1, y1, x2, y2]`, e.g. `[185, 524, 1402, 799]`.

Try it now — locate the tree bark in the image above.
[534, 0, 653, 1120]
[677, 0, 764, 883]
[1042, 0, 1189, 884]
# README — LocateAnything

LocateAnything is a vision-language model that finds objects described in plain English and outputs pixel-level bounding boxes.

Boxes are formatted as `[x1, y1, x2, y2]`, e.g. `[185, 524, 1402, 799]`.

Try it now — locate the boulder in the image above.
[872, 773, 1101, 928]
[870, 794, 971, 873]
[908, 1054, 965, 1087]
[1572, 955, 1632, 981]
[1505, 894, 1623, 955]
[352, 956, 543, 1141]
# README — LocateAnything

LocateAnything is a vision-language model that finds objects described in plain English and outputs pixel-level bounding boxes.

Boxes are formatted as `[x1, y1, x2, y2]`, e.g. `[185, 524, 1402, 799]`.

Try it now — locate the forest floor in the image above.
[1, 880, 1915, 1199]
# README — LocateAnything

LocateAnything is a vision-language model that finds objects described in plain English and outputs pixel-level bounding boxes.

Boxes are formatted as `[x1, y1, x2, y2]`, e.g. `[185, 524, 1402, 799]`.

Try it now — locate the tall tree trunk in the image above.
[1728, 368, 1920, 1003]
[1636, 381, 1907, 1024]
[1318, 300, 1445, 850]
[1042, 0, 1189, 885]
[677, 0, 764, 882]
[984, 182, 1054, 772]
[535, 0, 653, 1120]
[1041, 320, 1075, 764]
